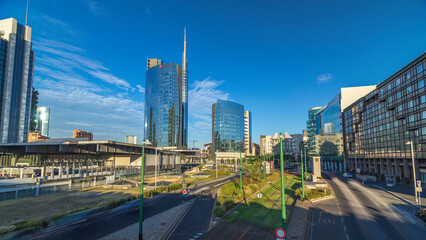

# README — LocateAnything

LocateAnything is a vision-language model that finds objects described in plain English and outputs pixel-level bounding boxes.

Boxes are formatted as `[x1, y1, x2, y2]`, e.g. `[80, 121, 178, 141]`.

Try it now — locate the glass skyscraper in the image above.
[212, 99, 245, 152]
[144, 29, 188, 148]
[0, 18, 34, 143]
[36, 107, 50, 137]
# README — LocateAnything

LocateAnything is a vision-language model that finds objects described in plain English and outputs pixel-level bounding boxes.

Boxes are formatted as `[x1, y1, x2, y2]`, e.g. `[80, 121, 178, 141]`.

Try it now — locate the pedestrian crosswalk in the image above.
[188, 232, 203, 239]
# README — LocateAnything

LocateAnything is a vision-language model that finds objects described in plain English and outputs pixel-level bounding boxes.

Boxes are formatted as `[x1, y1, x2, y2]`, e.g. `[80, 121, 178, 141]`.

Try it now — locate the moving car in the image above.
[343, 172, 353, 178]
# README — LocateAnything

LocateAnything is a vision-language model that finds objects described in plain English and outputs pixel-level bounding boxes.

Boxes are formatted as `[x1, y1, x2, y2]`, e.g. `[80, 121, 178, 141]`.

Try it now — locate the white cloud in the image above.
[317, 73, 333, 83]
[86, 70, 131, 89]
[189, 77, 229, 117]
[33, 37, 143, 141]
[136, 85, 145, 93]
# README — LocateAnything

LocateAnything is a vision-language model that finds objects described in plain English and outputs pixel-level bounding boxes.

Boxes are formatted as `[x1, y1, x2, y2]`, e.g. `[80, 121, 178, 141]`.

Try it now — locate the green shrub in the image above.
[295, 187, 332, 200]
[247, 184, 259, 193]
[14, 219, 49, 231]
[0, 225, 16, 235]
[416, 208, 426, 222]
[221, 182, 239, 196]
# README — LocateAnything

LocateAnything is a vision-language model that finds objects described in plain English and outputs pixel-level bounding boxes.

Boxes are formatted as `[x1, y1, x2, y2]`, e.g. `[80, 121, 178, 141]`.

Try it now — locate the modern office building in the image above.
[144, 29, 188, 148]
[307, 107, 322, 156]
[73, 129, 93, 141]
[343, 53, 426, 184]
[307, 86, 376, 171]
[0, 18, 34, 143]
[125, 135, 137, 144]
[212, 99, 244, 155]
[244, 110, 252, 155]
[36, 107, 50, 137]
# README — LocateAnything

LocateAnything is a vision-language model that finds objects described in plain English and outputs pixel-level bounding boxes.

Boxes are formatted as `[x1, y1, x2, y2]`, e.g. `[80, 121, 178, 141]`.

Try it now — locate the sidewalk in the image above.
[286, 199, 310, 240]
[100, 200, 192, 240]
[364, 179, 425, 208]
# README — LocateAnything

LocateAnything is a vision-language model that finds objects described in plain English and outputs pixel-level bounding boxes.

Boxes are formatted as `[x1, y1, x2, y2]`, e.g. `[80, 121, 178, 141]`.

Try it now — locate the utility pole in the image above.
[279, 133, 287, 235]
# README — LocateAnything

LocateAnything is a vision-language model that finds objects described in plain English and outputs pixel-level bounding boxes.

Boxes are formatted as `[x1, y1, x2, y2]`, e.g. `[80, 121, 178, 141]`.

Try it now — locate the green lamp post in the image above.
[240, 151, 243, 191]
[139, 139, 151, 240]
[300, 149, 305, 199]
[279, 133, 287, 234]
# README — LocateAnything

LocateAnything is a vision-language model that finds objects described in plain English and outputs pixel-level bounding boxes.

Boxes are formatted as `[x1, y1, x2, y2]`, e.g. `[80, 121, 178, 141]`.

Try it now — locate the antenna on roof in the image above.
[25, 0, 29, 26]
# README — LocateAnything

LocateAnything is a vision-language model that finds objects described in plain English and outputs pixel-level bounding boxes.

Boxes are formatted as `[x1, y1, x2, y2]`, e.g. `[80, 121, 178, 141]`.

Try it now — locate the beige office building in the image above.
[244, 111, 252, 155]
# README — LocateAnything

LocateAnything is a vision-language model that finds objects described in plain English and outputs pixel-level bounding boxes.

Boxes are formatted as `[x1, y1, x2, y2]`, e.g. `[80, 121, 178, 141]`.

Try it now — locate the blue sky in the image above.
[1, 0, 425, 148]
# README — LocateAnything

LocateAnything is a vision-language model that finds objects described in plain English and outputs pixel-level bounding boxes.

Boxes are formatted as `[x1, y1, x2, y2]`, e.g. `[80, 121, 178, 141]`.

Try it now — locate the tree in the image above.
[29, 88, 39, 132]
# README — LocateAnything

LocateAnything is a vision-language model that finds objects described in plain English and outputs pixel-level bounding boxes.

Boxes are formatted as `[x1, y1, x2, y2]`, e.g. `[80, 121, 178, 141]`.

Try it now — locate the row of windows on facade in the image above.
[344, 64, 425, 118]
[345, 90, 426, 131]
[386, 79, 425, 104]
[360, 79, 425, 116]
[380, 63, 424, 95]
[347, 110, 426, 134]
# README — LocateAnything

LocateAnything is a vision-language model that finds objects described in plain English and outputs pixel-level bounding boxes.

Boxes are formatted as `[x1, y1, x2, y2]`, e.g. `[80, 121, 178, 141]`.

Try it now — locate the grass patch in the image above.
[295, 187, 332, 200]
[215, 174, 301, 227]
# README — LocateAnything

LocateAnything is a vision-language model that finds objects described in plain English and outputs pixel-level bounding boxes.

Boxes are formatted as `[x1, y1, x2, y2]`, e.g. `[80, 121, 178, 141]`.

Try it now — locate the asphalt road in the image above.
[168, 186, 217, 240]
[310, 171, 426, 240]
[13, 174, 238, 240]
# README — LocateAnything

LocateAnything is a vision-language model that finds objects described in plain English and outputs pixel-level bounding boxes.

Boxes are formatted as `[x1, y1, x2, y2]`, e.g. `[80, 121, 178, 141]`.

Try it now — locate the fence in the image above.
[0, 175, 116, 202]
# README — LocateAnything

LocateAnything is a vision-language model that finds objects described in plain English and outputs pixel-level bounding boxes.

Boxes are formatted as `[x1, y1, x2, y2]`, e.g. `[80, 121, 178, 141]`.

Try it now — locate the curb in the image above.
[161, 199, 195, 240]
[304, 201, 313, 240]
[414, 214, 426, 228]
[310, 195, 335, 203]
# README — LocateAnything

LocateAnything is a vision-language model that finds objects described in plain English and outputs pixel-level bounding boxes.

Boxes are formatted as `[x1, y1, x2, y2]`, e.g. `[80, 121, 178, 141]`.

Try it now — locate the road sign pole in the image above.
[240, 151, 243, 191]
[263, 150, 266, 179]
[301, 149, 305, 200]
[139, 142, 145, 240]
[279, 133, 287, 235]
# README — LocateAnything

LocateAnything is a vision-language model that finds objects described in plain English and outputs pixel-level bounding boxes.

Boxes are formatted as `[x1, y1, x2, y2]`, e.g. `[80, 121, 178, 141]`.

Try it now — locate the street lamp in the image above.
[300, 149, 305, 199]
[154, 147, 157, 191]
[279, 133, 287, 235]
[406, 140, 419, 205]
[139, 139, 151, 240]
[240, 150, 243, 191]
[304, 145, 308, 181]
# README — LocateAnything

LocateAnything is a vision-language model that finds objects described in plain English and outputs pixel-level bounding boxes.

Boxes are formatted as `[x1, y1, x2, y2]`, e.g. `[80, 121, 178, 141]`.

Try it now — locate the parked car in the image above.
[343, 172, 353, 178]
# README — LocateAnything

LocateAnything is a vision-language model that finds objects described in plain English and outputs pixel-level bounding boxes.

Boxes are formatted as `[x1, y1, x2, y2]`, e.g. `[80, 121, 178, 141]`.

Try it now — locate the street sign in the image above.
[183, 189, 187, 194]
[275, 228, 286, 239]
[257, 193, 262, 198]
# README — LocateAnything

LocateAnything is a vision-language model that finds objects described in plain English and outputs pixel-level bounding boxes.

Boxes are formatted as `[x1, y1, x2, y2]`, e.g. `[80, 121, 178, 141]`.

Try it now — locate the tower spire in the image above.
[182, 27, 187, 71]
[25, 0, 29, 26]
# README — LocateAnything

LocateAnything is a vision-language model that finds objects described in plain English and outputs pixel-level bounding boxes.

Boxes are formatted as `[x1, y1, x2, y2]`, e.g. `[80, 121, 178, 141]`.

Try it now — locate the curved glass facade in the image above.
[144, 63, 182, 147]
[212, 99, 244, 152]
